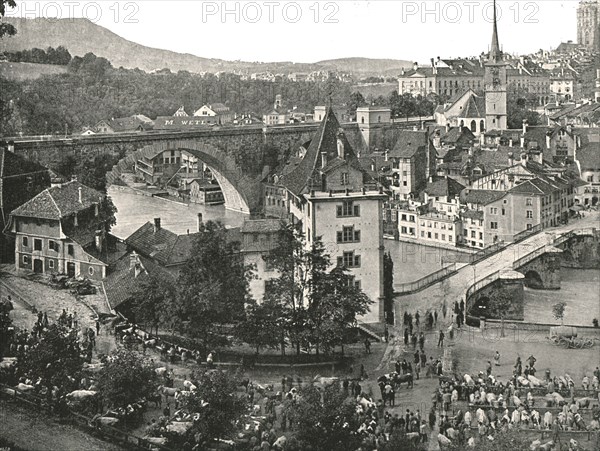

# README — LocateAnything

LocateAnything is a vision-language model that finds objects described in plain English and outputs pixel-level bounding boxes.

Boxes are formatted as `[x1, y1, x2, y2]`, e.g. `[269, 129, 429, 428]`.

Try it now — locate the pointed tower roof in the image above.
[280, 106, 359, 195]
[489, 0, 502, 62]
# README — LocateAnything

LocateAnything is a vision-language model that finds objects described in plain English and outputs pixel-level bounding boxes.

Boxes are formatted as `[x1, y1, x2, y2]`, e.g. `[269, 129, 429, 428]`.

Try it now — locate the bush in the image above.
[593, 318, 598, 328]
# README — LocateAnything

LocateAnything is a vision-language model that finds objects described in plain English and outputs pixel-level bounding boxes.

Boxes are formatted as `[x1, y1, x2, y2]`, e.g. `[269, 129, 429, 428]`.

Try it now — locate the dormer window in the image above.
[337, 138, 345, 159]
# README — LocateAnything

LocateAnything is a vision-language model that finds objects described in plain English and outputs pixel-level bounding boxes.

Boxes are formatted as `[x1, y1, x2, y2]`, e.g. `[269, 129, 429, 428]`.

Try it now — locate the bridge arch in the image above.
[117, 140, 263, 214]
[523, 270, 544, 289]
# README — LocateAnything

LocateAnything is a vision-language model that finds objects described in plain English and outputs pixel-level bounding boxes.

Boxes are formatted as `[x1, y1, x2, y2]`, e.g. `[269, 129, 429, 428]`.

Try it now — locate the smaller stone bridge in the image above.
[391, 219, 600, 329]
[464, 228, 599, 323]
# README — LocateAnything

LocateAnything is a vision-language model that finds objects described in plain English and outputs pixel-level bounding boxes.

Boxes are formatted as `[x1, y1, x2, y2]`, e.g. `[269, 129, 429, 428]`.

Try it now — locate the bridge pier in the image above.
[467, 271, 525, 322]
[516, 247, 562, 290]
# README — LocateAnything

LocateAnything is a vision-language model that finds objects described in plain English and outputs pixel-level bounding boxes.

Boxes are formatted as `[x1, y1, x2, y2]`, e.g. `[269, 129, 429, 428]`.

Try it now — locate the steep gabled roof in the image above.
[389, 130, 429, 159]
[280, 107, 361, 196]
[11, 181, 103, 220]
[576, 142, 600, 169]
[461, 96, 486, 118]
[509, 178, 554, 195]
[126, 222, 198, 267]
[460, 189, 506, 205]
[425, 177, 466, 198]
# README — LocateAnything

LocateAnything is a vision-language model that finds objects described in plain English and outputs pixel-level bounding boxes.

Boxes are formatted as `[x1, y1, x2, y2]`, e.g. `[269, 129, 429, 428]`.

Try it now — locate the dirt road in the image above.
[0, 399, 123, 451]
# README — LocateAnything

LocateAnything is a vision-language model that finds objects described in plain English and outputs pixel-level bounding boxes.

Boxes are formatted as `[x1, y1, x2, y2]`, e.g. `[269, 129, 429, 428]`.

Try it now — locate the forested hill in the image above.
[0, 17, 412, 76]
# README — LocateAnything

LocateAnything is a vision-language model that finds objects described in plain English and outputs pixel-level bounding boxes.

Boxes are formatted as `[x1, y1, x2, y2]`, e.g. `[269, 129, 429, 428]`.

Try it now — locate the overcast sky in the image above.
[7, 1, 581, 63]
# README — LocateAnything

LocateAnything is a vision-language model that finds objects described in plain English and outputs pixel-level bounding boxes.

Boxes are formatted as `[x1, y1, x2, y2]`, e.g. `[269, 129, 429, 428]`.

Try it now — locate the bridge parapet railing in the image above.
[512, 245, 549, 270]
[513, 223, 543, 244]
[395, 263, 457, 295]
[465, 270, 501, 300]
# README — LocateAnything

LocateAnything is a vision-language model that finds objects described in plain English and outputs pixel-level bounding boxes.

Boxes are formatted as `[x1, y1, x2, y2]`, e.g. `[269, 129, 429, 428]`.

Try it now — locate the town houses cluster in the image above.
[1, 1, 599, 328]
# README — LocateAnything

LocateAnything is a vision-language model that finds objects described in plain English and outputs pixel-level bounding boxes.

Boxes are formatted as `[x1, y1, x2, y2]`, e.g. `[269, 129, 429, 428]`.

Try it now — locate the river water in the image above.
[108, 187, 465, 285]
[108, 186, 248, 239]
[522, 268, 600, 327]
[107, 188, 600, 319]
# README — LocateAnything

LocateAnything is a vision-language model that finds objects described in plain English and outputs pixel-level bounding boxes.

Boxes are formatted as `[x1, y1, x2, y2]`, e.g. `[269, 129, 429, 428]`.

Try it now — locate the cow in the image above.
[576, 397, 594, 409]
[155, 367, 168, 377]
[16, 383, 35, 392]
[396, 373, 414, 389]
[313, 376, 339, 387]
[91, 416, 119, 427]
[183, 380, 197, 392]
[67, 390, 97, 400]
[158, 385, 179, 402]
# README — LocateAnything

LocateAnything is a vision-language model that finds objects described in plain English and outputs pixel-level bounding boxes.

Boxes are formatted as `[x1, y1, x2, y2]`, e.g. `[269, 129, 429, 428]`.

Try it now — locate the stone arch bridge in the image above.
[12, 123, 378, 215]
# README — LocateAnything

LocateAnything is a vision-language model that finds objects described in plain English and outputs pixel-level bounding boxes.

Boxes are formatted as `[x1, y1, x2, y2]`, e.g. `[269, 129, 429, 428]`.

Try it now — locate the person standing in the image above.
[494, 351, 500, 366]
[434, 310, 438, 324]
[437, 330, 444, 347]
[419, 332, 425, 350]
[404, 328, 409, 346]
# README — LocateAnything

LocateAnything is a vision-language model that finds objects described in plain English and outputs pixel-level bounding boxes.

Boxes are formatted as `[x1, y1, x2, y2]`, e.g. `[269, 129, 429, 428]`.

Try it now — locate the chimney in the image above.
[321, 152, 327, 168]
[520, 136, 525, 148]
[431, 58, 437, 75]
[508, 151, 514, 167]
[522, 120, 528, 134]
[154, 218, 161, 233]
[384, 150, 389, 161]
[7, 140, 14, 153]
[371, 161, 376, 172]
[520, 152, 528, 166]
[509, 138, 513, 147]
[129, 251, 139, 270]
[197, 213, 203, 232]
[78, 187, 83, 203]
[94, 230, 104, 253]
[413, 62, 418, 71]
[546, 132, 551, 150]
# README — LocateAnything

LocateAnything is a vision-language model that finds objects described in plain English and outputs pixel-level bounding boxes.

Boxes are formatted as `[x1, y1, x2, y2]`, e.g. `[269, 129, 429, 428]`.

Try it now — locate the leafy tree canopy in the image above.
[96, 348, 158, 408]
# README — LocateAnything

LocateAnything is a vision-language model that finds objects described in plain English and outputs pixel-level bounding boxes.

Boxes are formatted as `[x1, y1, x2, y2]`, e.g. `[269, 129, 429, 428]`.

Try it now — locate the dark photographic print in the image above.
[0, 1, 599, 450]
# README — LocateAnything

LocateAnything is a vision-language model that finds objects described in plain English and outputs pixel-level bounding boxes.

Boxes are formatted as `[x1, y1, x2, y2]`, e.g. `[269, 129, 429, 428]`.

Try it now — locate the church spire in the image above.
[489, 0, 502, 62]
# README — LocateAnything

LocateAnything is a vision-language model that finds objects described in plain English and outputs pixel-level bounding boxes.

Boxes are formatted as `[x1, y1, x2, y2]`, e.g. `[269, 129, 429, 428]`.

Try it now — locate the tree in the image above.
[264, 225, 371, 356]
[235, 299, 285, 355]
[96, 349, 158, 408]
[488, 290, 514, 337]
[287, 384, 362, 451]
[178, 370, 246, 447]
[131, 272, 176, 336]
[552, 301, 566, 325]
[507, 92, 541, 129]
[0, 0, 17, 38]
[17, 324, 83, 391]
[174, 220, 253, 352]
[308, 265, 372, 355]
[383, 252, 394, 324]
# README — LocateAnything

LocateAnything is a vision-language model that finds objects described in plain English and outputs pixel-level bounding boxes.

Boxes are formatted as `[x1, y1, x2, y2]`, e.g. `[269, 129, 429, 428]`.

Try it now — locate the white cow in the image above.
[67, 389, 97, 400]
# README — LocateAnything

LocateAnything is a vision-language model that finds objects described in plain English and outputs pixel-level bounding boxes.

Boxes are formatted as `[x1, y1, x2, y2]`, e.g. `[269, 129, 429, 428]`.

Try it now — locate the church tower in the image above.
[484, 0, 508, 131]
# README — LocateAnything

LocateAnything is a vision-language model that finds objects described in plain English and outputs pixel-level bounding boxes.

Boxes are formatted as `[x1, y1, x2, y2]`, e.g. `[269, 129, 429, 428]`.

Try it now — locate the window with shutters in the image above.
[336, 201, 360, 217]
[337, 226, 361, 243]
[337, 251, 361, 268]
[340, 172, 349, 185]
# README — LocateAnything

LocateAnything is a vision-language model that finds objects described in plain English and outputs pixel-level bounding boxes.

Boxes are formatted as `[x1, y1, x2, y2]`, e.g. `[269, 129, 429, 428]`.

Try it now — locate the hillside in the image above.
[0, 17, 412, 77]
[0, 61, 67, 81]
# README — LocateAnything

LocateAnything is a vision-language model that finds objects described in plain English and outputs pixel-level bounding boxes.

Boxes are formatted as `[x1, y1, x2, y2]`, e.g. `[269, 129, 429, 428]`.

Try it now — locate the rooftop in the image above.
[10, 181, 104, 220]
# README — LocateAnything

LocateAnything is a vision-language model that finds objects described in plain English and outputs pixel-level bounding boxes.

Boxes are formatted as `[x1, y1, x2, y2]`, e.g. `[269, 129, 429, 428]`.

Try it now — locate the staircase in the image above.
[357, 322, 385, 341]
